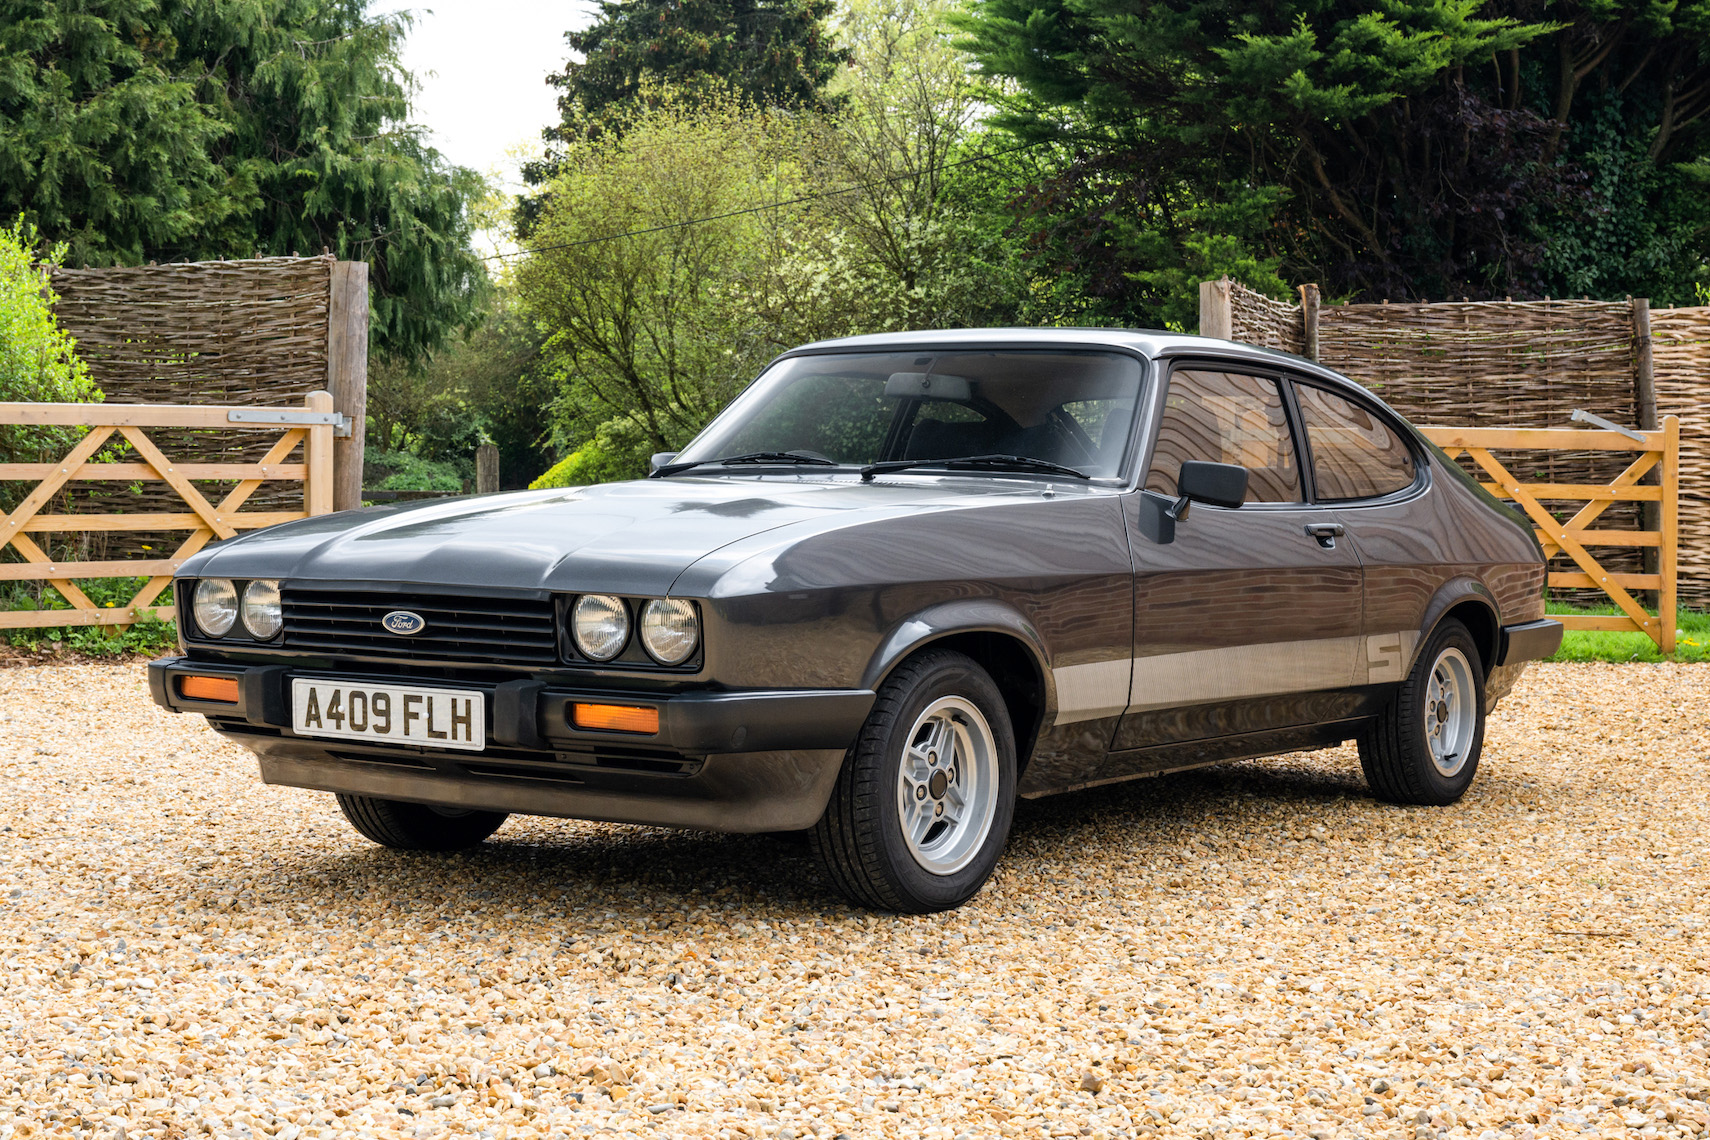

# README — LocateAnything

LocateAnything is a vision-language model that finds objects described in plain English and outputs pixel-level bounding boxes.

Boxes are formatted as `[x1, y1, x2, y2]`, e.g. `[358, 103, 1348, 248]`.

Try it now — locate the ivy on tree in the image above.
[0, 0, 487, 364]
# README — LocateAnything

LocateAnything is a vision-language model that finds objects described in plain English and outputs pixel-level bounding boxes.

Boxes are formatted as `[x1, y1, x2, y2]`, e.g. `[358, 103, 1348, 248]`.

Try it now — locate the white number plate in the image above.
[290, 679, 485, 751]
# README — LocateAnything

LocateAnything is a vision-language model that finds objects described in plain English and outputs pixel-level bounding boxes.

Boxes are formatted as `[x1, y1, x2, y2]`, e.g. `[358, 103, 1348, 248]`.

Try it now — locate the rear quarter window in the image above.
[1294, 384, 1418, 502]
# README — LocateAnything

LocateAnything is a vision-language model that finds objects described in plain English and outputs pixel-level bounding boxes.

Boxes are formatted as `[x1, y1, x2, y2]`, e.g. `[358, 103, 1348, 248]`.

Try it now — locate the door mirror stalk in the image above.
[1136, 462, 1250, 545]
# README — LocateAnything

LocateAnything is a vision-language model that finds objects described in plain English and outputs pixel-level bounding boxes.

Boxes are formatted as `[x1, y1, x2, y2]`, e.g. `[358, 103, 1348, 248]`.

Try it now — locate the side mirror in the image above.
[1176, 461, 1248, 510]
[649, 452, 678, 474]
[1134, 462, 1250, 545]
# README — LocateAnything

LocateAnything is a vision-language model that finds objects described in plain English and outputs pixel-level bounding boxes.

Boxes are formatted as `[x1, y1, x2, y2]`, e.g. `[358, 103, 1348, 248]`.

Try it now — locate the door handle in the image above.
[1304, 522, 1344, 548]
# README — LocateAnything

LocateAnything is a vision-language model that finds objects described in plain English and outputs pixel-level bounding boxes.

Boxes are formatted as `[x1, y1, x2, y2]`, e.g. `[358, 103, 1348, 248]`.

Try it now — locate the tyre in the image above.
[335, 795, 509, 851]
[811, 649, 1017, 913]
[1358, 619, 1485, 805]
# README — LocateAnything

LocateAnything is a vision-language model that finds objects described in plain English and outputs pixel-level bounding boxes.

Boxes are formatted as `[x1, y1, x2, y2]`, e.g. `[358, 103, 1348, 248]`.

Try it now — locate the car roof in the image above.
[785, 327, 1382, 400]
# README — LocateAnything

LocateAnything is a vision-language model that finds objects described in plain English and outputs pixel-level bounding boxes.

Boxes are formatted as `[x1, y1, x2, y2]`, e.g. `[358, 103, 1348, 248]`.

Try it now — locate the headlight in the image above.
[241, 579, 282, 639]
[192, 578, 238, 637]
[571, 594, 630, 661]
[640, 599, 699, 665]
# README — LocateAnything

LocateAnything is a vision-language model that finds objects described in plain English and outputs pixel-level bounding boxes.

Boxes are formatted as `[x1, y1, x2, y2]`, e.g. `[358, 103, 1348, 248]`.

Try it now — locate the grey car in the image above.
[148, 329, 1561, 912]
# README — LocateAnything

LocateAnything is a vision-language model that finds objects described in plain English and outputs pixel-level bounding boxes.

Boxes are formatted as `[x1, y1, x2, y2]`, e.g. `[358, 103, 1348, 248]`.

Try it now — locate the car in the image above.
[147, 329, 1562, 912]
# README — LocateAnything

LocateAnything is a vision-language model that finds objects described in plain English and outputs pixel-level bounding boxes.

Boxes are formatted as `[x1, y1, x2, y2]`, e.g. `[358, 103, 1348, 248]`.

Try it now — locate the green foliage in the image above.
[956, 0, 1710, 311]
[366, 294, 552, 487]
[521, 0, 850, 217]
[515, 96, 812, 455]
[0, 0, 488, 364]
[805, 0, 1026, 330]
[0, 576, 177, 656]
[364, 449, 465, 493]
[530, 417, 652, 488]
[1548, 603, 1710, 664]
[0, 219, 100, 465]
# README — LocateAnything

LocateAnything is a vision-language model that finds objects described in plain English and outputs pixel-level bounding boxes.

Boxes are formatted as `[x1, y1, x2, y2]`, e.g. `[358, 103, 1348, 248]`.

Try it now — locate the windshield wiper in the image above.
[859, 454, 1091, 483]
[651, 451, 839, 477]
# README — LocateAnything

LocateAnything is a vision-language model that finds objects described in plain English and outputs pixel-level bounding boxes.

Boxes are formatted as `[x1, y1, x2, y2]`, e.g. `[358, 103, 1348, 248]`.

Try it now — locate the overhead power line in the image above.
[479, 137, 1057, 262]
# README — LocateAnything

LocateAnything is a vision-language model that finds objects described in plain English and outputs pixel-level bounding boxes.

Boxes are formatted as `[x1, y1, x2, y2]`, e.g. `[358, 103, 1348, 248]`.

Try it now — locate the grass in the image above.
[0, 575, 179, 658]
[1547, 601, 1710, 664]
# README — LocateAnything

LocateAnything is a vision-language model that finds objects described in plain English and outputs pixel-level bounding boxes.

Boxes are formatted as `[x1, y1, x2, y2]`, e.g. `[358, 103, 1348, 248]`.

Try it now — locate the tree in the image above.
[956, 0, 1710, 311]
[367, 292, 553, 488]
[519, 0, 849, 225]
[0, 0, 487, 362]
[514, 97, 813, 461]
[809, 0, 1025, 329]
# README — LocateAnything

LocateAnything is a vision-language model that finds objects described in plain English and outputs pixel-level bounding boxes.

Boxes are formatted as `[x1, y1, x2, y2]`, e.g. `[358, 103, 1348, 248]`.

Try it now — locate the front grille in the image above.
[281, 587, 559, 668]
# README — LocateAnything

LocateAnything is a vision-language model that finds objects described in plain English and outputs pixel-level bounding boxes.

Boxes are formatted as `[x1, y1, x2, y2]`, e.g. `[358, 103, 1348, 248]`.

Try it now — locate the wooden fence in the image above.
[0, 395, 337, 629]
[49, 257, 369, 518]
[1419, 421, 1680, 652]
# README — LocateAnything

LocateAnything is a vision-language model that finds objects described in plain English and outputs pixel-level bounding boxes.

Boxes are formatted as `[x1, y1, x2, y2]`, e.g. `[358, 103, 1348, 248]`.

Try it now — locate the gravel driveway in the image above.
[2, 662, 1708, 1140]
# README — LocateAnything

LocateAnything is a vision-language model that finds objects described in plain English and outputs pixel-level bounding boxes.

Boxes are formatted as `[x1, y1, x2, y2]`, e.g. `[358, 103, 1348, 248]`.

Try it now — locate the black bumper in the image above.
[147, 657, 874, 833]
[1498, 618, 1564, 666]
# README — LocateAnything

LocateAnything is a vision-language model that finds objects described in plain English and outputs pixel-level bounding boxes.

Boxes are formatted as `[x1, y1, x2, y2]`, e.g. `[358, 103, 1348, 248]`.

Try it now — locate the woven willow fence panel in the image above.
[42, 257, 335, 562]
[1228, 286, 1306, 355]
[1651, 307, 1710, 606]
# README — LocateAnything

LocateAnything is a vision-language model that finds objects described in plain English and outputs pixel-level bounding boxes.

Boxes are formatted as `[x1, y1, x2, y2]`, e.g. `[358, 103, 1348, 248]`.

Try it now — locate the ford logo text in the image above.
[382, 610, 428, 636]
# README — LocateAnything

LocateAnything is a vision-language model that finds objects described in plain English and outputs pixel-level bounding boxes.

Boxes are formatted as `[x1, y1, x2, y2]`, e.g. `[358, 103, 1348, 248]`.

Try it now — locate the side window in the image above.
[1146, 369, 1302, 503]
[1294, 384, 1417, 501]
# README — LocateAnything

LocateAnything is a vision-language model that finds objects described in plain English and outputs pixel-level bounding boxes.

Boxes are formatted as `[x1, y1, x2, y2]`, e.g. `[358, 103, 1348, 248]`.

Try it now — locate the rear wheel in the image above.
[811, 650, 1016, 912]
[1358, 619, 1485, 805]
[336, 795, 509, 851]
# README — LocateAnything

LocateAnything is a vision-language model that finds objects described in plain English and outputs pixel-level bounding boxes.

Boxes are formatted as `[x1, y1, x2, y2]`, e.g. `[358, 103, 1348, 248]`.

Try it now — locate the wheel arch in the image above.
[1416, 578, 1502, 676]
[860, 602, 1053, 778]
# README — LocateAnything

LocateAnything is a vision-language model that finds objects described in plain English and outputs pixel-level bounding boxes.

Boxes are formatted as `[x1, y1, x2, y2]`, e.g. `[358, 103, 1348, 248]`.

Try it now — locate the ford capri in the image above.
[148, 329, 1561, 912]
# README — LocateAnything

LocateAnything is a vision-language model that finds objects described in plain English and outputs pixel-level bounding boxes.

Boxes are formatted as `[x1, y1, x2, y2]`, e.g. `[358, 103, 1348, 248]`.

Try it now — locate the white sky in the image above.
[382, 1, 596, 186]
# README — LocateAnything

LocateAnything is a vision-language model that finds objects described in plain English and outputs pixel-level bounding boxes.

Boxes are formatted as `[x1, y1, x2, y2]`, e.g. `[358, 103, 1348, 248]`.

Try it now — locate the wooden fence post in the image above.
[306, 391, 336, 516]
[476, 444, 500, 494]
[1661, 414, 1679, 653]
[1632, 297, 1661, 603]
[1300, 284, 1321, 361]
[328, 261, 369, 512]
[1199, 278, 1233, 340]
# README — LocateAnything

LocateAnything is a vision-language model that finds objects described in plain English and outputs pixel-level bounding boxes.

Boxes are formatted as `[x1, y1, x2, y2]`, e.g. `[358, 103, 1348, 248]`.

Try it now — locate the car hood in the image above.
[180, 476, 1039, 597]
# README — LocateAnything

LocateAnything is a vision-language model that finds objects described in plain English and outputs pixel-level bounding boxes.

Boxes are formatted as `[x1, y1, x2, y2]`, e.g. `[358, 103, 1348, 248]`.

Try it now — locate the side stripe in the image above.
[1050, 631, 1422, 725]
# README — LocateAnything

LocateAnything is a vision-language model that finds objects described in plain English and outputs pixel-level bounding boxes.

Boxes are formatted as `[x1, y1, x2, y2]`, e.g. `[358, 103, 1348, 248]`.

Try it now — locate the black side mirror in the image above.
[1135, 461, 1250, 545]
[1176, 461, 1248, 510]
[649, 452, 678, 474]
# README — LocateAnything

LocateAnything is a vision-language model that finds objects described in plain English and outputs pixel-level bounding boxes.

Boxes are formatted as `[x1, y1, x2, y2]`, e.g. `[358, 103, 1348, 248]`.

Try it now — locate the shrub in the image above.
[364, 449, 467, 492]
[530, 418, 651, 489]
[0, 219, 100, 463]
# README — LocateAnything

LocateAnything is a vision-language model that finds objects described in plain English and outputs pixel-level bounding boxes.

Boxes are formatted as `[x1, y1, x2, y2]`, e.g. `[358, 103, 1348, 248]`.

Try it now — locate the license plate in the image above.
[290, 679, 485, 751]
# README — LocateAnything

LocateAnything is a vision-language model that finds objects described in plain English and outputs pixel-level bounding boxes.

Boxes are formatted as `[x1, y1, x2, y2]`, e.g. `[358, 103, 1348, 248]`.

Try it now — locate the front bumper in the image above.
[147, 657, 874, 833]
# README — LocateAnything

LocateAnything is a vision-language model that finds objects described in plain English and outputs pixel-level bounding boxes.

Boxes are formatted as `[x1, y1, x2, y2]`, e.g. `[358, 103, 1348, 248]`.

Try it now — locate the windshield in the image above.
[673, 350, 1145, 479]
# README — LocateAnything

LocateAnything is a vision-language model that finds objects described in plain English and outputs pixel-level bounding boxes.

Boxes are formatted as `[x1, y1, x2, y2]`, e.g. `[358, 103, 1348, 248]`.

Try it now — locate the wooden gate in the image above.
[0, 394, 338, 629]
[1419, 418, 1680, 652]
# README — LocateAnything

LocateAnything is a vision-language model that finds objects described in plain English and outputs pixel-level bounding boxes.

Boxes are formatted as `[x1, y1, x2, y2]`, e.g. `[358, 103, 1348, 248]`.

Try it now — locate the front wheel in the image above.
[1358, 619, 1486, 805]
[336, 795, 509, 851]
[811, 650, 1016, 913]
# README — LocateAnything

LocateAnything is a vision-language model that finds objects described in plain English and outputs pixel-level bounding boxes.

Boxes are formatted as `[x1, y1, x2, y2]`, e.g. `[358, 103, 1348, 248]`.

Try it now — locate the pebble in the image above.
[1, 661, 1708, 1138]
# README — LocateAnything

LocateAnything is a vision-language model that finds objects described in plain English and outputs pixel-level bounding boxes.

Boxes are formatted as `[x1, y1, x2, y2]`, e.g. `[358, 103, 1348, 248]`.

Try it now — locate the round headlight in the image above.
[640, 598, 699, 665]
[193, 578, 238, 637]
[571, 594, 630, 661]
[241, 579, 282, 640]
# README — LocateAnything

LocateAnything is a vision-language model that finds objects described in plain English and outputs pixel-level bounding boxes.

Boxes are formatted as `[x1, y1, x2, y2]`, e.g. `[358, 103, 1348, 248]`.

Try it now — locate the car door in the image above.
[1112, 363, 1366, 755]
[1286, 377, 1440, 686]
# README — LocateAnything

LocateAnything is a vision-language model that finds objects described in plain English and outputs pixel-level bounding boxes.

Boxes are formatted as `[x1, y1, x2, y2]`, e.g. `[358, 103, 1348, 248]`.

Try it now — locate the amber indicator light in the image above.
[178, 675, 240, 703]
[571, 702, 660, 734]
